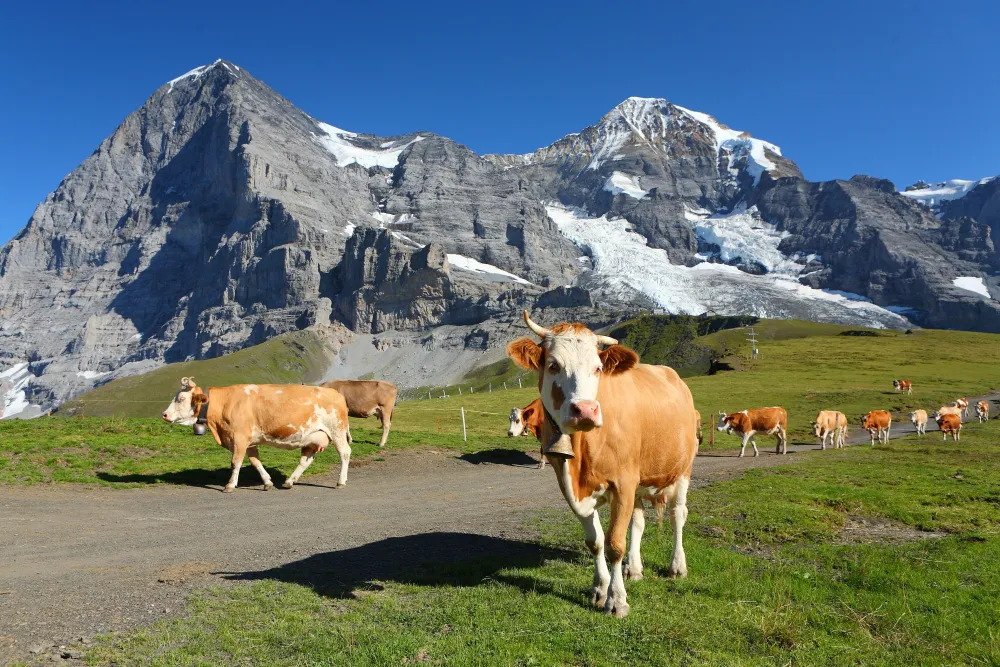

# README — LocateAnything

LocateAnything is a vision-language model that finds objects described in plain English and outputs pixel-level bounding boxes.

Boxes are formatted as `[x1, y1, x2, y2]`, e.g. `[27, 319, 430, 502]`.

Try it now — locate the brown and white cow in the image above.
[893, 379, 913, 394]
[954, 398, 970, 418]
[162, 378, 351, 492]
[910, 409, 928, 435]
[320, 379, 397, 447]
[507, 312, 698, 618]
[813, 410, 848, 449]
[508, 398, 546, 469]
[716, 407, 788, 457]
[934, 405, 963, 422]
[937, 412, 962, 440]
[976, 400, 990, 423]
[860, 410, 892, 446]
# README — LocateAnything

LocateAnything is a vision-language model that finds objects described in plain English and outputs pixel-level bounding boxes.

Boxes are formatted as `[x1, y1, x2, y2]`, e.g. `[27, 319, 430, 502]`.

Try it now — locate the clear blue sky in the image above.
[1, 0, 997, 244]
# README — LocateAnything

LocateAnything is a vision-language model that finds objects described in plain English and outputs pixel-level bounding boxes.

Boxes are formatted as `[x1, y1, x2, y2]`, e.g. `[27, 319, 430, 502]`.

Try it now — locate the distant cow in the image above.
[909, 409, 928, 435]
[813, 410, 848, 449]
[893, 379, 913, 395]
[717, 407, 788, 457]
[320, 379, 397, 447]
[162, 377, 351, 492]
[937, 412, 962, 441]
[860, 410, 892, 446]
[976, 400, 990, 423]
[954, 398, 970, 418]
[508, 398, 546, 469]
[934, 406, 963, 422]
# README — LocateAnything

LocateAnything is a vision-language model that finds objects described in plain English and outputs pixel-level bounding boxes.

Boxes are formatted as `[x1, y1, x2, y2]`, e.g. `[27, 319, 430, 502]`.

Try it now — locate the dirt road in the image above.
[2, 396, 995, 664]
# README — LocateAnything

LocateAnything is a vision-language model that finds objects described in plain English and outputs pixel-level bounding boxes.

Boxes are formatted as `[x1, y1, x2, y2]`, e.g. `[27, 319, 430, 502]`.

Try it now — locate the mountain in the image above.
[1, 60, 998, 415]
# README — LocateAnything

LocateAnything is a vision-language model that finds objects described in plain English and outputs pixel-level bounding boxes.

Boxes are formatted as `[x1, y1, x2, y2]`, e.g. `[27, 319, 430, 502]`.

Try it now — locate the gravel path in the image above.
[2, 394, 996, 664]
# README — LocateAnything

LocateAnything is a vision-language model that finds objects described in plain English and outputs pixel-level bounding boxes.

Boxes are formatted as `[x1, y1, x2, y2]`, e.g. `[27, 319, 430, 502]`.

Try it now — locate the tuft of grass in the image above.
[84, 423, 1000, 665]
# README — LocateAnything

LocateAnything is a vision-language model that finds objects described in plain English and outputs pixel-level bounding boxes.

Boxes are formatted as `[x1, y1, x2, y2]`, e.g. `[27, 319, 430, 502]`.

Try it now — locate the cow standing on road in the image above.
[976, 400, 990, 423]
[507, 311, 699, 618]
[162, 378, 352, 492]
[934, 406, 963, 422]
[910, 409, 928, 435]
[860, 410, 892, 446]
[954, 398, 970, 418]
[717, 407, 789, 457]
[813, 410, 848, 449]
[937, 413, 962, 440]
[320, 379, 397, 447]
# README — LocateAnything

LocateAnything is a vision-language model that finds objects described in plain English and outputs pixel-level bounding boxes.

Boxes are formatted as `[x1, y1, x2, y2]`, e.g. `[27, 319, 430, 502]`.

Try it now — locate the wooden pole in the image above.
[461, 407, 467, 441]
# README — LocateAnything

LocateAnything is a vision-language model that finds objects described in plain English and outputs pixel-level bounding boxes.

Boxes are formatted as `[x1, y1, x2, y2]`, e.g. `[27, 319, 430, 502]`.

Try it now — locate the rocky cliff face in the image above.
[1, 62, 997, 413]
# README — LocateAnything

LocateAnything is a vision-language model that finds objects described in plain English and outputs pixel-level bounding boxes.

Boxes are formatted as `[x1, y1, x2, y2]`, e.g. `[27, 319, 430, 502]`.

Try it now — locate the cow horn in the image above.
[595, 335, 618, 346]
[523, 310, 550, 338]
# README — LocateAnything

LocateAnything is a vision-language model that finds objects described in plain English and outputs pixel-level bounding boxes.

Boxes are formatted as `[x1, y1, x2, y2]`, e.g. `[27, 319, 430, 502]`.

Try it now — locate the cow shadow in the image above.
[458, 448, 540, 467]
[220, 532, 579, 602]
[96, 466, 289, 489]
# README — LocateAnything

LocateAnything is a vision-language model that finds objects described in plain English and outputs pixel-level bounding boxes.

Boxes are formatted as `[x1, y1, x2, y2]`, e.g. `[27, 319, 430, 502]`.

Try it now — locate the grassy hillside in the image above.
[60, 330, 335, 418]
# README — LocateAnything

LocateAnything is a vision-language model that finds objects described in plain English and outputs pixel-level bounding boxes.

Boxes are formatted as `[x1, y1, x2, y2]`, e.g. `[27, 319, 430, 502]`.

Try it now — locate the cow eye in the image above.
[595, 366, 603, 375]
[548, 361, 559, 372]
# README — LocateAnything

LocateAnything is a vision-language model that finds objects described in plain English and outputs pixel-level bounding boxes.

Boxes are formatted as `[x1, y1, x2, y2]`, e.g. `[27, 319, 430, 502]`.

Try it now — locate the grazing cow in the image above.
[934, 406, 963, 422]
[860, 410, 892, 446]
[813, 410, 848, 449]
[937, 412, 962, 440]
[954, 398, 970, 418]
[716, 407, 789, 457]
[893, 379, 913, 395]
[508, 398, 546, 469]
[162, 377, 351, 492]
[976, 400, 990, 423]
[320, 379, 397, 447]
[507, 311, 698, 618]
[909, 409, 928, 435]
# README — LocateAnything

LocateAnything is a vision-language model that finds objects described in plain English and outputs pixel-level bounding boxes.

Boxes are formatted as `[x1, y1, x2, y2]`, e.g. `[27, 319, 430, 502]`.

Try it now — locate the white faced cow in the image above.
[716, 407, 788, 457]
[507, 312, 699, 618]
[162, 378, 352, 492]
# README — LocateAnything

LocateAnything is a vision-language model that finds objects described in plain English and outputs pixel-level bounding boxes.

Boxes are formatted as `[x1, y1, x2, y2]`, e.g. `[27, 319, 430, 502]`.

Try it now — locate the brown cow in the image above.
[162, 377, 351, 492]
[937, 412, 962, 440]
[954, 398, 970, 418]
[976, 400, 990, 423]
[320, 379, 397, 447]
[893, 379, 913, 394]
[508, 398, 546, 469]
[860, 410, 892, 446]
[507, 312, 698, 618]
[716, 407, 788, 456]
[813, 410, 848, 449]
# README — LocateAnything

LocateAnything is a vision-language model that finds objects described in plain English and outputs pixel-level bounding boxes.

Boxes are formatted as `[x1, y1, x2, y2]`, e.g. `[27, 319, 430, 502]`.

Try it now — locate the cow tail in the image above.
[655, 498, 666, 531]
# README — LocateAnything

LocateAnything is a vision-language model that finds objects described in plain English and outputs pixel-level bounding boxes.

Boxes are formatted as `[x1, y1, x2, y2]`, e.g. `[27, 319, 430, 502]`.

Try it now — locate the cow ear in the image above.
[522, 404, 536, 421]
[599, 344, 639, 375]
[507, 337, 543, 371]
[191, 391, 208, 412]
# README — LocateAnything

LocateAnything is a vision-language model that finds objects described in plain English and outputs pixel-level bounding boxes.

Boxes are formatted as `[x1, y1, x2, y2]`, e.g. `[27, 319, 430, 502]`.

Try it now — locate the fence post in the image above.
[470, 386, 474, 394]
[489, 382, 492, 393]
[503, 382, 507, 391]
[710, 411, 715, 447]
[428, 391, 432, 400]
[458, 387, 462, 395]
[518, 377, 522, 389]
[461, 407, 467, 442]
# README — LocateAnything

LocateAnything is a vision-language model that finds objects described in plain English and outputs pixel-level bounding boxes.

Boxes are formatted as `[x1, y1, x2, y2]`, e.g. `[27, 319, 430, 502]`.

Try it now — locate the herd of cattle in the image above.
[161, 313, 993, 619]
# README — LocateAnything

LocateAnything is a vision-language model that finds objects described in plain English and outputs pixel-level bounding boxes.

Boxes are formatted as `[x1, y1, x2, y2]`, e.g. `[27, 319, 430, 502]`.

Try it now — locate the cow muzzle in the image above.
[567, 400, 602, 431]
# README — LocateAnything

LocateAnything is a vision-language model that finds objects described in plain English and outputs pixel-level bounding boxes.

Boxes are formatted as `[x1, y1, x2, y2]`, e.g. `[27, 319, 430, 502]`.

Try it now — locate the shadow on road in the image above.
[96, 466, 288, 489]
[220, 532, 579, 601]
[459, 448, 539, 467]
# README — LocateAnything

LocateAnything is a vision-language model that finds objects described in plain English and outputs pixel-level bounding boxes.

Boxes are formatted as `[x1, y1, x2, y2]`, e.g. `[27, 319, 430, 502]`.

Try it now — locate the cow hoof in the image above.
[282, 481, 294, 489]
[604, 601, 630, 618]
[223, 485, 235, 493]
[590, 590, 607, 608]
[263, 483, 274, 491]
[336, 482, 347, 488]
[667, 566, 688, 579]
[623, 566, 643, 581]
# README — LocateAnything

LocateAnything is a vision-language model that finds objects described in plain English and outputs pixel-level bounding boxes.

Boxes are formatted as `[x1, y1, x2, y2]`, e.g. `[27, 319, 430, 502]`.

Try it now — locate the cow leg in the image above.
[750, 435, 758, 457]
[538, 443, 546, 470]
[224, 439, 249, 493]
[376, 405, 392, 447]
[283, 440, 323, 489]
[578, 511, 611, 607]
[604, 485, 636, 618]
[331, 430, 352, 487]
[624, 501, 645, 581]
[667, 475, 690, 578]
[246, 446, 273, 490]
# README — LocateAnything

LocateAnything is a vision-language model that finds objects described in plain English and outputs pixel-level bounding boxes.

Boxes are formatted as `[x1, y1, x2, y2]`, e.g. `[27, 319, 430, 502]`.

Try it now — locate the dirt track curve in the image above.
[2, 393, 997, 664]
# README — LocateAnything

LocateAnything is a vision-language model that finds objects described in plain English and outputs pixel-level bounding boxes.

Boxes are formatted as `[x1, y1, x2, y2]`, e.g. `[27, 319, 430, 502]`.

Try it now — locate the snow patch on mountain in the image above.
[76, 370, 108, 380]
[675, 106, 780, 186]
[313, 123, 424, 169]
[603, 172, 648, 199]
[446, 255, 532, 285]
[900, 178, 997, 208]
[1, 362, 33, 418]
[688, 207, 802, 274]
[166, 59, 230, 91]
[545, 204, 910, 328]
[953, 276, 992, 299]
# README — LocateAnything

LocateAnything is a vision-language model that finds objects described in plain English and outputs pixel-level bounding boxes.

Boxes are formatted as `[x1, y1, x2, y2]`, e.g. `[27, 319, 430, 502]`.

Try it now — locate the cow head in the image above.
[507, 407, 524, 437]
[812, 422, 822, 438]
[716, 411, 733, 433]
[506, 311, 637, 433]
[162, 377, 208, 426]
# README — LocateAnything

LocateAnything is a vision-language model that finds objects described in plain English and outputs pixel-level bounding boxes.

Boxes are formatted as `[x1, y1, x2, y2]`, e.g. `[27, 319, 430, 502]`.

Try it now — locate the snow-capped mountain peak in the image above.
[900, 177, 997, 209]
